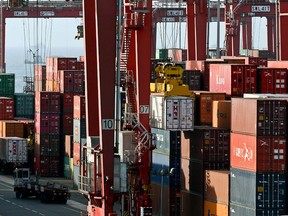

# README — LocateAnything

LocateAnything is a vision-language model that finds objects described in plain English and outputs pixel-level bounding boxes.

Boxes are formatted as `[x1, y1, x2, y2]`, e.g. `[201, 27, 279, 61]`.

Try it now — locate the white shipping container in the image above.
[150, 94, 194, 131]
[0, 137, 27, 163]
[118, 131, 136, 163]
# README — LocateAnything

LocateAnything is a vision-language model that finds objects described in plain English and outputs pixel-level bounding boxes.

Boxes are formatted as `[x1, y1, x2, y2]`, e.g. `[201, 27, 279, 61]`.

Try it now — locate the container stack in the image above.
[14, 93, 34, 119]
[230, 98, 287, 215]
[34, 65, 46, 92]
[34, 91, 61, 177]
[0, 73, 15, 98]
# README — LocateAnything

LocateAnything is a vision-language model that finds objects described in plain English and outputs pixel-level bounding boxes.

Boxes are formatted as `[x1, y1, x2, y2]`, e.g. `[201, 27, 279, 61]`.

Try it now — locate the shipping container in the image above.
[0, 120, 24, 137]
[73, 95, 85, 119]
[230, 202, 285, 216]
[35, 113, 60, 134]
[230, 168, 286, 209]
[73, 119, 86, 143]
[230, 133, 286, 173]
[14, 93, 34, 119]
[73, 164, 79, 189]
[231, 98, 287, 136]
[151, 150, 181, 187]
[205, 170, 230, 204]
[0, 73, 15, 98]
[150, 94, 194, 130]
[221, 56, 267, 67]
[212, 100, 231, 129]
[181, 70, 201, 91]
[168, 48, 187, 62]
[65, 135, 73, 158]
[257, 68, 287, 94]
[59, 70, 74, 92]
[209, 64, 257, 96]
[39, 156, 60, 177]
[15, 118, 34, 138]
[0, 137, 27, 163]
[35, 91, 61, 113]
[73, 71, 85, 93]
[181, 127, 230, 162]
[204, 200, 229, 216]
[267, 60, 288, 69]
[0, 97, 14, 120]
[118, 131, 136, 163]
[62, 113, 73, 135]
[181, 191, 203, 216]
[151, 183, 181, 216]
[61, 93, 76, 114]
[34, 133, 60, 157]
[156, 49, 169, 59]
[34, 65, 46, 81]
[73, 142, 80, 166]
[76, 61, 84, 70]
[34, 80, 46, 92]
[64, 155, 73, 179]
[194, 91, 226, 125]
[186, 59, 227, 90]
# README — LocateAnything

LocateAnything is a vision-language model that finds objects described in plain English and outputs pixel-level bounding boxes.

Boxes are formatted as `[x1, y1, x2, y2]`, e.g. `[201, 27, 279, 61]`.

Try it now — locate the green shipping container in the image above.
[156, 49, 169, 60]
[14, 93, 34, 119]
[0, 74, 15, 98]
[64, 156, 72, 179]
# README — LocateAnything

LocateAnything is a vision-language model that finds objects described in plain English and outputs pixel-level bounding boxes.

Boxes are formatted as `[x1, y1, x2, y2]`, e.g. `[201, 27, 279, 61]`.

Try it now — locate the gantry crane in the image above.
[80, 0, 153, 215]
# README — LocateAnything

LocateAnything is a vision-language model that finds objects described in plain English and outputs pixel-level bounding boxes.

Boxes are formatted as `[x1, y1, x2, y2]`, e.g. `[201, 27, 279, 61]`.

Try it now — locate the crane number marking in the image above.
[140, 105, 149, 114]
[14, 11, 28, 16]
[102, 119, 114, 130]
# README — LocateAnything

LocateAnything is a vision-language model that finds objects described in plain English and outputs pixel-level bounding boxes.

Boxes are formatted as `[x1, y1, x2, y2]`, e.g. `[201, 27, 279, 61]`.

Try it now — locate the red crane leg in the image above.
[186, 1, 196, 60]
[279, 1, 288, 60]
[195, 0, 207, 60]
[151, 22, 157, 59]
[242, 17, 252, 50]
[95, 0, 116, 215]
[267, 17, 275, 55]
[83, 0, 99, 138]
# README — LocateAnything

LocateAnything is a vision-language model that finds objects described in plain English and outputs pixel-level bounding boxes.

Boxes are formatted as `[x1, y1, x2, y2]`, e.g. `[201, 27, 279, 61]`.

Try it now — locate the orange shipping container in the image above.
[194, 91, 226, 125]
[0, 120, 24, 137]
[205, 170, 230, 204]
[73, 142, 80, 166]
[212, 100, 231, 129]
[204, 200, 229, 216]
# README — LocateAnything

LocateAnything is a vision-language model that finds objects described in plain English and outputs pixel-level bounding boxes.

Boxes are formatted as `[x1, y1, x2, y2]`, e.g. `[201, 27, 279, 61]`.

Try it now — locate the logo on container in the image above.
[216, 75, 225, 85]
[235, 143, 253, 161]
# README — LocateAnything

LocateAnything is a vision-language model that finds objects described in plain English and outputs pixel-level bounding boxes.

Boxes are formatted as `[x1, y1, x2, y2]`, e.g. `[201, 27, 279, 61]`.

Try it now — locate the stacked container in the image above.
[0, 73, 15, 98]
[181, 70, 202, 91]
[14, 93, 34, 119]
[180, 126, 230, 215]
[209, 64, 257, 97]
[34, 65, 46, 92]
[34, 91, 61, 177]
[0, 97, 14, 120]
[151, 129, 181, 216]
[230, 98, 287, 215]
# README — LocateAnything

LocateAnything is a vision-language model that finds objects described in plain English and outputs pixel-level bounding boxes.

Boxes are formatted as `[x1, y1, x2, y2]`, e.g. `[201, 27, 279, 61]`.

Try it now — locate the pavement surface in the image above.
[0, 173, 88, 213]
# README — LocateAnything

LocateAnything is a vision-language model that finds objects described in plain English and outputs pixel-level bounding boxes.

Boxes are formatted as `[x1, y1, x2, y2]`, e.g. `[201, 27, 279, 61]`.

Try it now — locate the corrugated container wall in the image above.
[35, 113, 60, 134]
[150, 94, 194, 130]
[0, 137, 27, 163]
[212, 100, 231, 129]
[65, 135, 73, 158]
[73, 95, 86, 119]
[35, 91, 61, 113]
[231, 98, 287, 136]
[0, 73, 15, 98]
[209, 64, 257, 96]
[204, 201, 229, 216]
[61, 93, 76, 114]
[73, 119, 86, 143]
[34, 133, 60, 157]
[230, 133, 286, 173]
[14, 93, 34, 119]
[0, 120, 24, 137]
[182, 70, 202, 91]
[257, 68, 287, 94]
[205, 170, 230, 204]
[0, 97, 14, 120]
[194, 91, 226, 125]
[230, 168, 286, 210]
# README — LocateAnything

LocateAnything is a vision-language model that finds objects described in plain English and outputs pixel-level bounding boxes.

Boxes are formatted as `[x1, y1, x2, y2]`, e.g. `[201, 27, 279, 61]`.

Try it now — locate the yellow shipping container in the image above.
[204, 200, 229, 216]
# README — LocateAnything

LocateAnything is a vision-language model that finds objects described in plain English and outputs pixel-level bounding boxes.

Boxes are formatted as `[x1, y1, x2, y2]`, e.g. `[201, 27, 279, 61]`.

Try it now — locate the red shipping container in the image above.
[35, 113, 60, 134]
[62, 113, 73, 135]
[34, 65, 46, 81]
[257, 68, 287, 93]
[34, 133, 60, 157]
[74, 71, 85, 93]
[194, 91, 226, 125]
[73, 95, 86, 119]
[79, 56, 85, 62]
[73, 142, 80, 166]
[230, 133, 286, 173]
[62, 93, 75, 114]
[76, 61, 85, 70]
[54, 57, 78, 71]
[210, 64, 257, 96]
[35, 91, 61, 113]
[257, 57, 268, 67]
[267, 60, 288, 69]
[59, 70, 74, 92]
[231, 98, 287, 136]
[0, 97, 14, 120]
[45, 57, 54, 80]
[39, 156, 60, 177]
